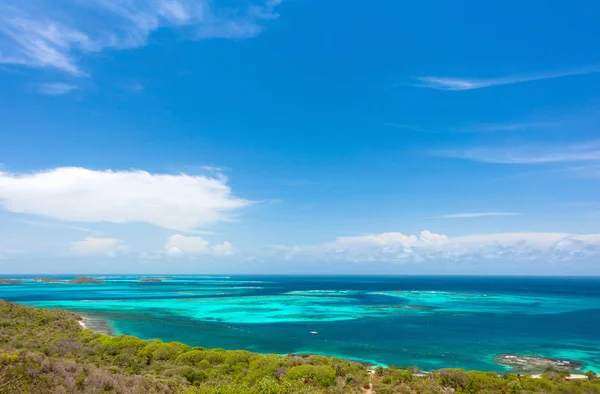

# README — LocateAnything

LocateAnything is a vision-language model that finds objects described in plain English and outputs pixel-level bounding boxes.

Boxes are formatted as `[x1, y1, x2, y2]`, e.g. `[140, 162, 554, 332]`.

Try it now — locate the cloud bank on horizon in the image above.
[268, 230, 600, 265]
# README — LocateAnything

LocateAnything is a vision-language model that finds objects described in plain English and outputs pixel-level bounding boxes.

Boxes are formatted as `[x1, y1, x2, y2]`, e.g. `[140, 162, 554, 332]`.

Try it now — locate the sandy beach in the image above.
[531, 374, 588, 380]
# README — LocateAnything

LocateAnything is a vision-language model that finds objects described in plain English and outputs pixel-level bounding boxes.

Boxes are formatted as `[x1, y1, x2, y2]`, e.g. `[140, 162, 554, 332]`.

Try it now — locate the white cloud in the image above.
[212, 241, 233, 256]
[435, 212, 520, 219]
[435, 140, 600, 164]
[16, 219, 101, 234]
[0, 0, 282, 74]
[68, 237, 128, 257]
[271, 230, 600, 263]
[38, 82, 78, 95]
[414, 65, 600, 90]
[165, 234, 233, 257]
[0, 167, 251, 232]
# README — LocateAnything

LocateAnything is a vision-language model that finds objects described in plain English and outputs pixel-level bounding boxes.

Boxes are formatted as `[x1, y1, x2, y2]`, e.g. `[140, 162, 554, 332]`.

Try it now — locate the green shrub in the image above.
[177, 349, 206, 366]
[285, 364, 336, 387]
[152, 341, 191, 361]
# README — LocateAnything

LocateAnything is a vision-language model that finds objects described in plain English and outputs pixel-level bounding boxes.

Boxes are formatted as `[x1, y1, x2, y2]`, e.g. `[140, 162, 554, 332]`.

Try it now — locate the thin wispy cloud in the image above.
[434, 212, 520, 219]
[455, 121, 559, 133]
[562, 163, 600, 179]
[280, 179, 317, 187]
[38, 82, 78, 96]
[385, 123, 442, 133]
[0, 0, 282, 75]
[125, 82, 144, 93]
[414, 65, 600, 90]
[511, 163, 600, 180]
[387, 121, 559, 134]
[435, 140, 600, 164]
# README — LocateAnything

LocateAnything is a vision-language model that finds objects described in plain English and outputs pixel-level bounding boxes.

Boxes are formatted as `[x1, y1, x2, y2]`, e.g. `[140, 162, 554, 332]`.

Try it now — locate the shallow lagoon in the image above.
[1, 275, 599, 372]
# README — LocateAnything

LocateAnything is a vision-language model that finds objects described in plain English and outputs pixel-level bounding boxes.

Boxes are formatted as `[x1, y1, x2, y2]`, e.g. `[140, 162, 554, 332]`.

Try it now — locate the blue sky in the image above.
[1, 0, 600, 274]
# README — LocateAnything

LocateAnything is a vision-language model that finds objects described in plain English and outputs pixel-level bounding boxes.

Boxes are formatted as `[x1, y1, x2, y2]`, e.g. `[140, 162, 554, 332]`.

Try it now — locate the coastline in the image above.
[6, 274, 599, 375]
[2, 299, 598, 393]
[75, 314, 592, 376]
[75, 313, 114, 336]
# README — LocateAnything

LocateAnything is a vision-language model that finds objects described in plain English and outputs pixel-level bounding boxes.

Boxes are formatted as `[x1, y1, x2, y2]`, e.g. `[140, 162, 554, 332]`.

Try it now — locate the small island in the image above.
[68, 276, 106, 284]
[0, 279, 25, 285]
[32, 276, 105, 284]
[495, 354, 584, 374]
[138, 278, 163, 283]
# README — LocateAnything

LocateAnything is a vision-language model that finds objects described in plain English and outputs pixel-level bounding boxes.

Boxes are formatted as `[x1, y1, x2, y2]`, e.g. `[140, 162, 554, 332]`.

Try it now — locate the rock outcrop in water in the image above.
[495, 354, 584, 373]
[138, 278, 163, 282]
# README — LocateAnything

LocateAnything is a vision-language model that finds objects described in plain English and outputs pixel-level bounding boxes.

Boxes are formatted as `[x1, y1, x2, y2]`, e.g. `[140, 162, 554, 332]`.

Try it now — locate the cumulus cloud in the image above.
[271, 230, 600, 263]
[0, 0, 282, 74]
[68, 237, 128, 257]
[165, 234, 233, 257]
[0, 167, 251, 232]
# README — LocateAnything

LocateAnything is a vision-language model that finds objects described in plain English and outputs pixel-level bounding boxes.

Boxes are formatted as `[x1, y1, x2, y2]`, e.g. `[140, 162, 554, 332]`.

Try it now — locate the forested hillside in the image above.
[0, 300, 598, 393]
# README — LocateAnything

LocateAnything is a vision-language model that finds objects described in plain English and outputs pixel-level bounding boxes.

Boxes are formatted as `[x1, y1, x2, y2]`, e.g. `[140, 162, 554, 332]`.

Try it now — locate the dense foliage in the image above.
[1, 299, 599, 393]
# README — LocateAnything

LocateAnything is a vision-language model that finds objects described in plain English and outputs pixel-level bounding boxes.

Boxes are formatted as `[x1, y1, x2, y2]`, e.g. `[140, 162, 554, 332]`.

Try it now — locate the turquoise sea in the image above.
[1, 275, 599, 372]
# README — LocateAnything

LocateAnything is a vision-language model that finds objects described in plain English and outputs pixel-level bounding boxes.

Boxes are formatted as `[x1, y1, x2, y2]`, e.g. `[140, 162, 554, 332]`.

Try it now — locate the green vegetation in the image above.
[0, 280, 24, 285]
[1, 299, 599, 393]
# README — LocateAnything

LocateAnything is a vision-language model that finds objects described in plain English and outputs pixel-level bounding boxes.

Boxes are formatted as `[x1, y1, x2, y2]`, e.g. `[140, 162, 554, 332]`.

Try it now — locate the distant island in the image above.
[69, 276, 105, 284]
[0, 279, 24, 285]
[0, 299, 598, 393]
[32, 276, 105, 284]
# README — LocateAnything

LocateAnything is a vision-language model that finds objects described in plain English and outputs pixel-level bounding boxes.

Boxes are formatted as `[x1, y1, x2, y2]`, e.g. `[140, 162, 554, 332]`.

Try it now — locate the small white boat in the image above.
[310, 331, 318, 335]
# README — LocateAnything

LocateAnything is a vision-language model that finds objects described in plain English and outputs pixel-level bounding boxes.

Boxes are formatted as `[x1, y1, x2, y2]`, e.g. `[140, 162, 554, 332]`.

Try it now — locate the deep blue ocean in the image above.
[1, 275, 599, 372]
